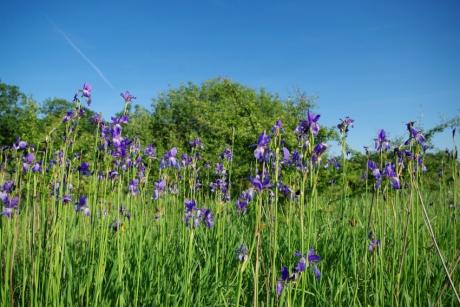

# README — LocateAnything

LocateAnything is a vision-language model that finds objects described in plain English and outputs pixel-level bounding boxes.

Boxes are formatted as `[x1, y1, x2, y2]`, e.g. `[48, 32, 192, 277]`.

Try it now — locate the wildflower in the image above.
[153, 178, 166, 200]
[78, 162, 91, 176]
[189, 137, 204, 150]
[295, 111, 321, 136]
[337, 117, 354, 134]
[221, 148, 233, 161]
[367, 160, 382, 189]
[81, 82, 92, 105]
[144, 144, 156, 159]
[91, 113, 103, 125]
[120, 90, 136, 103]
[75, 196, 90, 216]
[236, 188, 254, 213]
[181, 154, 192, 167]
[276, 266, 290, 296]
[32, 162, 42, 173]
[254, 131, 271, 161]
[281, 147, 291, 165]
[251, 173, 271, 192]
[128, 179, 140, 195]
[374, 129, 390, 152]
[160, 147, 178, 169]
[63, 195, 72, 204]
[271, 119, 284, 134]
[63, 111, 74, 123]
[368, 232, 380, 253]
[312, 143, 328, 164]
[184, 199, 213, 228]
[382, 162, 400, 189]
[215, 163, 226, 176]
[13, 138, 27, 150]
[1, 196, 19, 218]
[278, 182, 294, 199]
[1, 181, 14, 193]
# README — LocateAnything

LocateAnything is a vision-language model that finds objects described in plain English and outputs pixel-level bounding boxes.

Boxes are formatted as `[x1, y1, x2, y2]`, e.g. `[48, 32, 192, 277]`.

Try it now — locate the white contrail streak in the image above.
[50, 20, 115, 90]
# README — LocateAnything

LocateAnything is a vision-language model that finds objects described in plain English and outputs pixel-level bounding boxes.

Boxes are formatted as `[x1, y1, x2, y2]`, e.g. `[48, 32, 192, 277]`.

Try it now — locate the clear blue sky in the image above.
[1, 0, 459, 152]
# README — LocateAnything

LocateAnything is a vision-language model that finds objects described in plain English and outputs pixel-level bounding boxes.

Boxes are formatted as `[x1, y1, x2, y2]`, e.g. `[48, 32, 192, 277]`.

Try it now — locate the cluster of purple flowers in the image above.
[277, 249, 321, 296]
[367, 160, 401, 190]
[12, 138, 27, 151]
[184, 199, 214, 228]
[22, 152, 41, 173]
[0, 181, 19, 218]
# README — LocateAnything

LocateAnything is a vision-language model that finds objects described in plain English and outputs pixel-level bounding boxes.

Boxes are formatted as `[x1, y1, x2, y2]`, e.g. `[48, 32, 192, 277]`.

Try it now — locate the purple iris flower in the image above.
[276, 266, 290, 296]
[278, 182, 294, 199]
[63, 195, 72, 204]
[383, 162, 400, 189]
[215, 163, 226, 176]
[185, 199, 196, 212]
[22, 163, 30, 173]
[144, 144, 156, 159]
[282, 147, 291, 165]
[181, 154, 192, 167]
[13, 138, 27, 150]
[2, 181, 14, 193]
[236, 188, 254, 214]
[416, 155, 427, 172]
[1, 196, 19, 218]
[251, 174, 271, 192]
[153, 178, 166, 200]
[221, 148, 233, 161]
[337, 116, 354, 134]
[406, 123, 428, 150]
[368, 232, 381, 253]
[75, 196, 90, 216]
[24, 152, 35, 164]
[63, 111, 74, 123]
[189, 137, 204, 149]
[32, 162, 42, 173]
[184, 199, 213, 228]
[294, 256, 307, 273]
[91, 114, 103, 125]
[295, 111, 321, 136]
[81, 82, 92, 104]
[254, 131, 271, 161]
[375, 129, 391, 152]
[307, 248, 321, 263]
[367, 160, 383, 189]
[129, 179, 140, 195]
[201, 208, 214, 228]
[160, 147, 178, 169]
[271, 119, 284, 134]
[292, 150, 305, 171]
[120, 90, 136, 103]
[78, 162, 91, 176]
[312, 143, 328, 164]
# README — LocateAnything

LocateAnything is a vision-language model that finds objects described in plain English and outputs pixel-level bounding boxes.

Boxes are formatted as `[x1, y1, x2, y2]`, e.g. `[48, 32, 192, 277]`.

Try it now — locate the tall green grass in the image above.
[0, 114, 459, 306]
